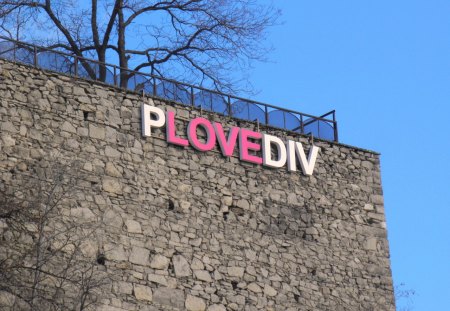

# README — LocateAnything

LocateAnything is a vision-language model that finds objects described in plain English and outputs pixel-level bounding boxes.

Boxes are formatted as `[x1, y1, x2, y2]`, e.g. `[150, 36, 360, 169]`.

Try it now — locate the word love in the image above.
[141, 104, 320, 175]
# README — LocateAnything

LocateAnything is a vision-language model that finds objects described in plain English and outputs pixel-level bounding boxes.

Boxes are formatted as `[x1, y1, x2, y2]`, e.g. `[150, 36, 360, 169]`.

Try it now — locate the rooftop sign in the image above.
[141, 104, 320, 175]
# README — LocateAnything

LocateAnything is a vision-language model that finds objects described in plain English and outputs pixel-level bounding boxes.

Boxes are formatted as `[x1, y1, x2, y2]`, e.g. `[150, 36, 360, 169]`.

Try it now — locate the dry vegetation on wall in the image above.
[0, 159, 109, 311]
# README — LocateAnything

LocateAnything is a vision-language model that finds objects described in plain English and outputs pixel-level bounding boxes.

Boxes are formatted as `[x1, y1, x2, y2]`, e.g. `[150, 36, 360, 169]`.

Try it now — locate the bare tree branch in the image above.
[0, 0, 279, 92]
[0, 160, 110, 311]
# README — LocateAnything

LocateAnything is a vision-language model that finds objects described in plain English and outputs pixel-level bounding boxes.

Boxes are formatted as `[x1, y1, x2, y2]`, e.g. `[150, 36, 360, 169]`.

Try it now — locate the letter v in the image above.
[213, 123, 240, 157]
[287, 141, 320, 175]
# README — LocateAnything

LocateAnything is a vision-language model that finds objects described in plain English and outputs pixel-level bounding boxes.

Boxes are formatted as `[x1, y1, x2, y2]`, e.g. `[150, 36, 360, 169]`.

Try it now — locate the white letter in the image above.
[262, 134, 287, 168]
[141, 104, 165, 137]
[287, 141, 320, 175]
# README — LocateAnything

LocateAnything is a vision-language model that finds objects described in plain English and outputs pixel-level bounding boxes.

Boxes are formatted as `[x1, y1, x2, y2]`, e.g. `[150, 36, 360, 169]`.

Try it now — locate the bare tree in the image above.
[0, 0, 279, 91]
[0, 161, 109, 311]
[395, 283, 416, 311]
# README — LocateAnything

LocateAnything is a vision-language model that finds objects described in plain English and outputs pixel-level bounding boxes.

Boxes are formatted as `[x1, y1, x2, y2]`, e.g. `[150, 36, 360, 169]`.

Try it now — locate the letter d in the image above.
[262, 134, 287, 168]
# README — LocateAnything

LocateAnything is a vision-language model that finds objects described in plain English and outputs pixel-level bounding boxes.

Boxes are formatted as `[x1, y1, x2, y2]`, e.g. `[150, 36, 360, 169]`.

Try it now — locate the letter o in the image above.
[187, 117, 216, 151]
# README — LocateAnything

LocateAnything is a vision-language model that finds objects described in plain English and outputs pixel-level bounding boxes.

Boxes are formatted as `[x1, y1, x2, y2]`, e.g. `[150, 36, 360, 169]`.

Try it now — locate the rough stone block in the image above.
[194, 270, 212, 282]
[185, 295, 206, 311]
[247, 283, 262, 293]
[125, 219, 142, 234]
[89, 124, 105, 139]
[173, 254, 192, 277]
[105, 162, 122, 177]
[207, 305, 226, 311]
[264, 284, 277, 297]
[365, 237, 378, 251]
[129, 246, 149, 266]
[153, 288, 184, 309]
[61, 121, 79, 135]
[228, 266, 245, 278]
[150, 254, 170, 270]
[108, 245, 127, 261]
[134, 284, 152, 302]
[102, 178, 122, 194]
[147, 274, 168, 286]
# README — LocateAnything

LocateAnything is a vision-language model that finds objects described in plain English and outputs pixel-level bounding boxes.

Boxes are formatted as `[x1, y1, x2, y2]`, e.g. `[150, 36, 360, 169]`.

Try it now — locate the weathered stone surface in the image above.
[227, 266, 245, 278]
[207, 304, 226, 311]
[194, 270, 212, 282]
[108, 245, 127, 261]
[236, 199, 249, 210]
[0, 290, 15, 307]
[147, 274, 168, 286]
[365, 237, 378, 250]
[125, 219, 142, 234]
[70, 207, 95, 219]
[1, 121, 17, 133]
[89, 124, 105, 139]
[61, 121, 77, 134]
[134, 285, 152, 301]
[106, 162, 122, 177]
[185, 295, 206, 311]
[221, 196, 232, 206]
[103, 209, 123, 228]
[263, 284, 277, 297]
[97, 305, 127, 311]
[1, 135, 15, 147]
[173, 255, 192, 277]
[129, 246, 149, 266]
[371, 194, 384, 205]
[102, 178, 122, 194]
[150, 254, 170, 270]
[115, 281, 133, 295]
[191, 257, 204, 270]
[105, 146, 121, 158]
[247, 283, 262, 293]
[153, 288, 184, 309]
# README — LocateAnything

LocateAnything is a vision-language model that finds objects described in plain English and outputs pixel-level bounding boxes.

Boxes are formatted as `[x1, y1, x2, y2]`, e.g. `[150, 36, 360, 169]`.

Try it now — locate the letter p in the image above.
[141, 104, 166, 137]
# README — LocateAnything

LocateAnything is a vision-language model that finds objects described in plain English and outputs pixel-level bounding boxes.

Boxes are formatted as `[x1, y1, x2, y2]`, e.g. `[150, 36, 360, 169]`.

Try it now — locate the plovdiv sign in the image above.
[141, 104, 320, 175]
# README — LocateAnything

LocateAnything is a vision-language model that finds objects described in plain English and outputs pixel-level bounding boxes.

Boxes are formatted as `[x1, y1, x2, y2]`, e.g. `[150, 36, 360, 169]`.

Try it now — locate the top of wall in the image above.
[0, 59, 378, 156]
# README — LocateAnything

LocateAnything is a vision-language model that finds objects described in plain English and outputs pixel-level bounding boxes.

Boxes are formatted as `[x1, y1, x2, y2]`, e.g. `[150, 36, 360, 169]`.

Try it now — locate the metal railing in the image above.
[0, 36, 338, 142]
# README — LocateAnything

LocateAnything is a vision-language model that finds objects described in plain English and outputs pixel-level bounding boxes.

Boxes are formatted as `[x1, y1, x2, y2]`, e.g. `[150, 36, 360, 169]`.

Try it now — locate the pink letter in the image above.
[187, 117, 216, 151]
[166, 111, 188, 146]
[213, 123, 240, 157]
[239, 128, 263, 164]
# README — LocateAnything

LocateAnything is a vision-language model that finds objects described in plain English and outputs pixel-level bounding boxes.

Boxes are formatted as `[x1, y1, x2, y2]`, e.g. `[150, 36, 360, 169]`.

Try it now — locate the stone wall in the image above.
[0, 59, 395, 311]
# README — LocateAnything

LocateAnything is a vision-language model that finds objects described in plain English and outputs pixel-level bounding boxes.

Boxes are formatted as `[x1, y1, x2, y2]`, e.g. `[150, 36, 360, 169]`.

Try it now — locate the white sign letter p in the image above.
[141, 104, 166, 137]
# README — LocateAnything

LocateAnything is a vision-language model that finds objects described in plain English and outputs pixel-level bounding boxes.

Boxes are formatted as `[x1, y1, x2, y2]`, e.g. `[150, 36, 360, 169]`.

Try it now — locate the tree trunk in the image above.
[117, 1, 128, 88]
[98, 51, 107, 82]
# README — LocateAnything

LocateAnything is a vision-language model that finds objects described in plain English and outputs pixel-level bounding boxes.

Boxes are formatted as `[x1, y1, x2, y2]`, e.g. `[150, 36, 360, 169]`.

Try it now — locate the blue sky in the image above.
[248, 1, 450, 310]
[3, 1, 447, 309]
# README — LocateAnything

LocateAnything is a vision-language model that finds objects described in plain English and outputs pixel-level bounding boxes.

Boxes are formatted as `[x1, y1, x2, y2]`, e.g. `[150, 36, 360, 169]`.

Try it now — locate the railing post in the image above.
[33, 46, 38, 67]
[300, 114, 304, 134]
[113, 65, 117, 86]
[334, 121, 339, 142]
[74, 56, 78, 77]
[153, 77, 157, 96]
[227, 96, 231, 116]
[317, 119, 321, 139]
[265, 106, 269, 125]
[332, 111, 338, 142]
[191, 86, 194, 106]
